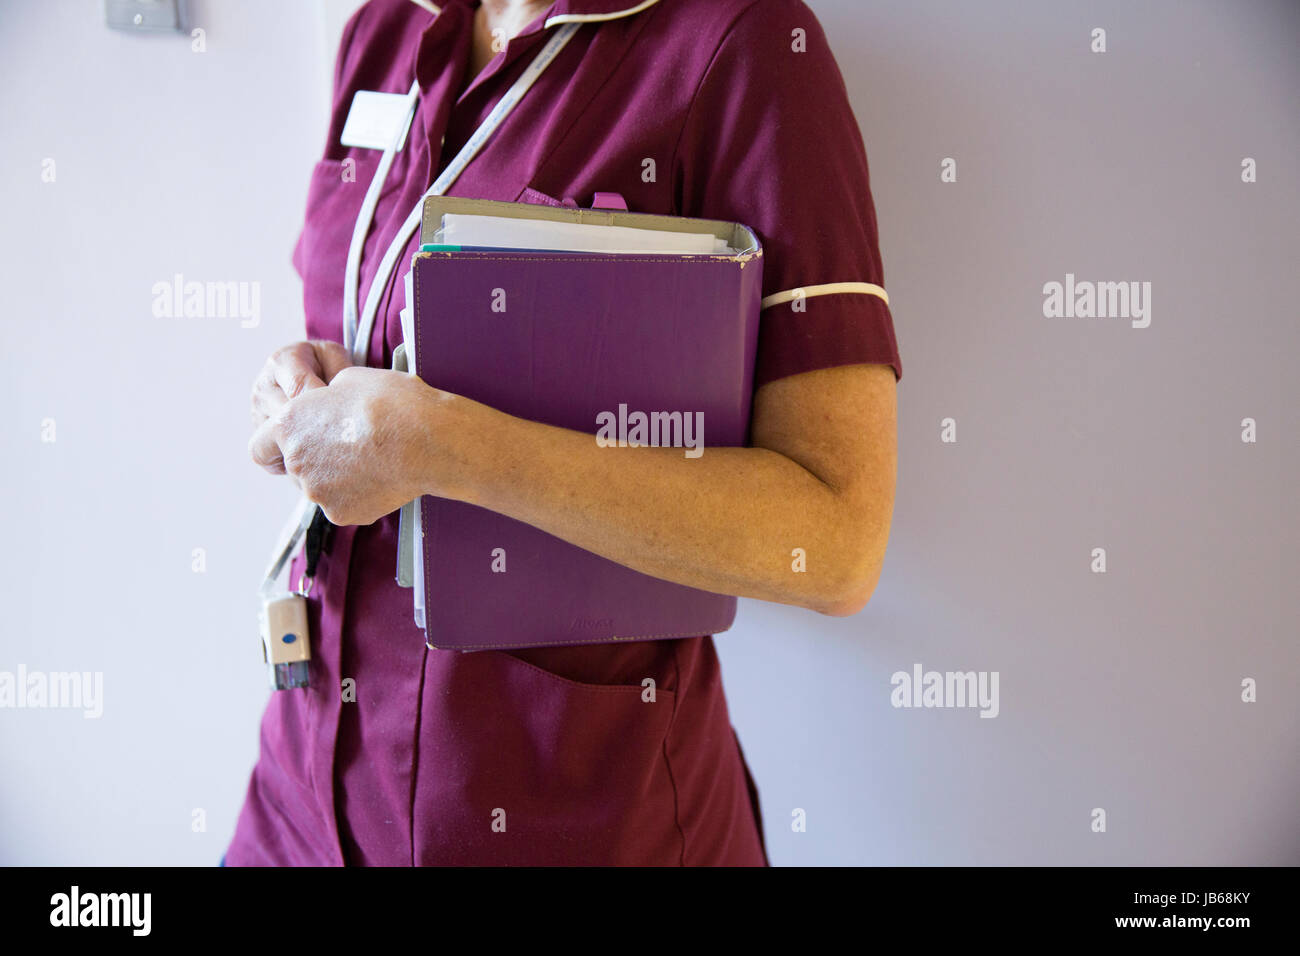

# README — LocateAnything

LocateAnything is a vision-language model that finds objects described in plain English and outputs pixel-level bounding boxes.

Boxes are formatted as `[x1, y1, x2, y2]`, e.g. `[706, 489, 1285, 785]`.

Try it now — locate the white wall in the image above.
[0, 0, 344, 865]
[1, 0, 1296, 866]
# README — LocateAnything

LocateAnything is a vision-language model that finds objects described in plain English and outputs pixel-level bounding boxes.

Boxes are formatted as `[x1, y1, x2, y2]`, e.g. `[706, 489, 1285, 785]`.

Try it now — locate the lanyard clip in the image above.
[260, 591, 311, 691]
[258, 508, 332, 691]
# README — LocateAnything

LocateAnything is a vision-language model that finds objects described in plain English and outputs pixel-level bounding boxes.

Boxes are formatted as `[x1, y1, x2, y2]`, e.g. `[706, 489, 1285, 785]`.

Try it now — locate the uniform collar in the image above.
[540, 0, 663, 26]
[412, 0, 662, 28]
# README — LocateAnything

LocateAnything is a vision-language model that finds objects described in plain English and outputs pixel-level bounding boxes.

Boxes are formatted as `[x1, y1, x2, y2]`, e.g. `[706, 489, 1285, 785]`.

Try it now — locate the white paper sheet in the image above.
[437, 213, 737, 255]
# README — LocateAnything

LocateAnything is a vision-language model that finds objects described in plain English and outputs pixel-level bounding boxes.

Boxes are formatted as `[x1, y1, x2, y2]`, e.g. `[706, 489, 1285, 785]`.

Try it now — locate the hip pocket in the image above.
[411, 647, 682, 865]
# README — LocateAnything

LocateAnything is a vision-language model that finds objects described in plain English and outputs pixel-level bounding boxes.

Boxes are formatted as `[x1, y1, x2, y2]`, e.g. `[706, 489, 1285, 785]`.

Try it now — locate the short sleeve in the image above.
[673, 0, 901, 386]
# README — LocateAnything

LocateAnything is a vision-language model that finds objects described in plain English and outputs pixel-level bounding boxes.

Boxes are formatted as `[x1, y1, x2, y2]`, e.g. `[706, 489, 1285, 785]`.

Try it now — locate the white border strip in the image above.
[761, 282, 890, 310]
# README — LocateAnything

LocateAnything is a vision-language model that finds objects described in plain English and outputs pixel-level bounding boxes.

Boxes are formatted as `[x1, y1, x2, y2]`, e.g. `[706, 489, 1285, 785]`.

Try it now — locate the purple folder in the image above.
[404, 196, 763, 651]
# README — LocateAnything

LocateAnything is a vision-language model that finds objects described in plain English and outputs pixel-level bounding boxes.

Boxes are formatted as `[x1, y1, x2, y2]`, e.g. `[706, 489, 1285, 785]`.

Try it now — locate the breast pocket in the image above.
[515, 185, 569, 207]
[294, 156, 386, 341]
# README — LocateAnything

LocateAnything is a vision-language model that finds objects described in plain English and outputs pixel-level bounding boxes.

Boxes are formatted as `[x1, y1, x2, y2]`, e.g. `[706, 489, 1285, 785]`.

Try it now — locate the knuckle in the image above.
[281, 443, 304, 475]
[274, 341, 309, 360]
[248, 439, 280, 472]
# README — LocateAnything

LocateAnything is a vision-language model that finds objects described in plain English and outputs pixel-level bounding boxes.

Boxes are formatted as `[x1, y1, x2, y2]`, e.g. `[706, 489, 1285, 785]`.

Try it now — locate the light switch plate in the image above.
[104, 0, 185, 33]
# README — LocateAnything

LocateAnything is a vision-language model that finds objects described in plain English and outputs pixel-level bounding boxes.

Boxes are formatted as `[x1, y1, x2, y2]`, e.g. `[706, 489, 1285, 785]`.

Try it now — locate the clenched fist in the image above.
[248, 340, 353, 463]
[248, 343, 478, 526]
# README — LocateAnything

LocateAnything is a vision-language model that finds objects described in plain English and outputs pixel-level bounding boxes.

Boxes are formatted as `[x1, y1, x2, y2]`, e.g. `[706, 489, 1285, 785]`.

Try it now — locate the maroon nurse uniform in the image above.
[225, 0, 901, 866]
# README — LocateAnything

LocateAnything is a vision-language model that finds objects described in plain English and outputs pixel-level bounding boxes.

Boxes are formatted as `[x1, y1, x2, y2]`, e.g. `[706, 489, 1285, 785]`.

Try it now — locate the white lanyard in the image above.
[343, 20, 581, 366]
[263, 21, 582, 595]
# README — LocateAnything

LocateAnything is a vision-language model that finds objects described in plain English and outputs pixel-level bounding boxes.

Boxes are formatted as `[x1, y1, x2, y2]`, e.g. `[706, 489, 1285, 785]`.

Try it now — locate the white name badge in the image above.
[340, 90, 413, 151]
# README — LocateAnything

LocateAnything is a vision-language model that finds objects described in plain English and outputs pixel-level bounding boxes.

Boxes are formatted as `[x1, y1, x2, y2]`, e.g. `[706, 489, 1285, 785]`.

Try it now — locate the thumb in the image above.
[313, 340, 354, 383]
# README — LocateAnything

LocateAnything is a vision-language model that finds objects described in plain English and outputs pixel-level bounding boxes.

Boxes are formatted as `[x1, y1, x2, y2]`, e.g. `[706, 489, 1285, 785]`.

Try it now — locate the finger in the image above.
[311, 339, 354, 383]
[250, 359, 291, 428]
[248, 418, 287, 475]
[250, 376, 289, 424]
[272, 342, 328, 399]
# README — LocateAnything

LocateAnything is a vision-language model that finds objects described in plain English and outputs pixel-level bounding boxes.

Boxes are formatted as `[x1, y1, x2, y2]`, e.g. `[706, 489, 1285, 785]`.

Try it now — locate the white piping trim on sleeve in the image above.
[761, 282, 890, 310]
[408, 0, 440, 15]
[545, 0, 663, 27]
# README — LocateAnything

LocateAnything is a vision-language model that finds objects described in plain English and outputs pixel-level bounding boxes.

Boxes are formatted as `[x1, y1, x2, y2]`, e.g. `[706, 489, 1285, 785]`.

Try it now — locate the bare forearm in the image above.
[440, 397, 887, 615]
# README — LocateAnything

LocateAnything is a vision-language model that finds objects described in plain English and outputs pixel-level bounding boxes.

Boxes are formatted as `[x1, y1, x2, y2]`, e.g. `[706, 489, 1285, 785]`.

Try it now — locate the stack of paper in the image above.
[432, 213, 740, 255]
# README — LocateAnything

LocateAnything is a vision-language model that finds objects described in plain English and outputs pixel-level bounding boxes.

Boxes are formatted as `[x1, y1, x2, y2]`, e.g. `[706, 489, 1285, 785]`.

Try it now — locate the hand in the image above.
[250, 365, 468, 527]
[249, 340, 352, 472]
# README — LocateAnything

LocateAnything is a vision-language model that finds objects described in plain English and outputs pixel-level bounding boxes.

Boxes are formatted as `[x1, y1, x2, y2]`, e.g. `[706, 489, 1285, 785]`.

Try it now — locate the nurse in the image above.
[229, 0, 901, 866]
